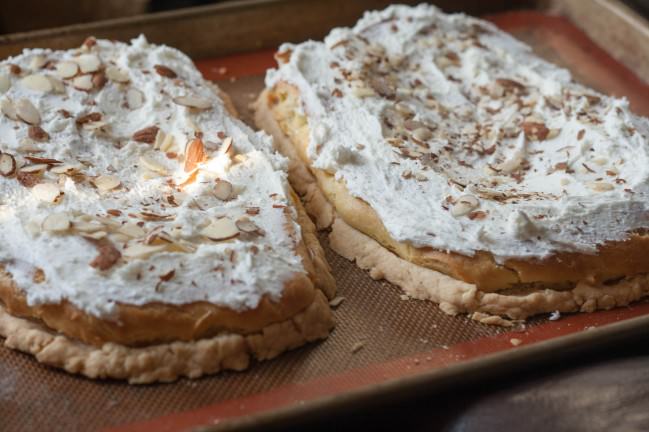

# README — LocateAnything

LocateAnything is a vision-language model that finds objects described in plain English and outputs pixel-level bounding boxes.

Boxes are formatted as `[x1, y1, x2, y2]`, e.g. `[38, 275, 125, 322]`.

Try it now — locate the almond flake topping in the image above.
[15, 99, 41, 125]
[0, 153, 17, 177]
[450, 194, 479, 217]
[56, 61, 79, 79]
[139, 155, 168, 175]
[42, 212, 71, 232]
[132, 125, 159, 143]
[20, 74, 53, 93]
[122, 243, 167, 260]
[214, 179, 234, 201]
[235, 217, 262, 234]
[126, 88, 144, 109]
[173, 95, 212, 110]
[72, 74, 94, 91]
[105, 66, 130, 83]
[32, 183, 61, 203]
[0, 98, 17, 120]
[75, 54, 101, 73]
[93, 175, 121, 191]
[201, 217, 240, 241]
[184, 138, 207, 172]
[89, 241, 122, 270]
[0, 73, 10, 93]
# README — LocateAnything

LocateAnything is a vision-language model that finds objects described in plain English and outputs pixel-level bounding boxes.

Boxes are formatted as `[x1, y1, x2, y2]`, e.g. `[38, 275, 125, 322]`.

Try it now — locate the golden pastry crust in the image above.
[0, 290, 332, 384]
[256, 82, 649, 304]
[0, 190, 334, 347]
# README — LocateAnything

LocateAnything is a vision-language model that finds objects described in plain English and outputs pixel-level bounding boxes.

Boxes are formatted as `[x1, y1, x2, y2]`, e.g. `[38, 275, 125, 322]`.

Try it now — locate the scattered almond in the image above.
[201, 217, 239, 241]
[139, 155, 168, 175]
[16, 172, 40, 187]
[20, 74, 52, 93]
[105, 66, 129, 83]
[75, 54, 101, 73]
[93, 175, 120, 191]
[92, 71, 107, 89]
[42, 212, 71, 232]
[0, 153, 17, 177]
[15, 99, 41, 125]
[214, 179, 234, 201]
[450, 194, 479, 217]
[132, 125, 159, 144]
[56, 61, 79, 79]
[118, 223, 147, 238]
[235, 217, 261, 234]
[0, 73, 10, 93]
[29, 55, 48, 70]
[90, 241, 121, 270]
[587, 181, 614, 192]
[73, 74, 94, 91]
[173, 95, 212, 110]
[0, 98, 17, 120]
[522, 121, 549, 141]
[184, 138, 206, 172]
[154, 64, 177, 78]
[28, 125, 49, 141]
[32, 183, 61, 202]
[76, 112, 102, 125]
[20, 163, 48, 173]
[122, 243, 167, 259]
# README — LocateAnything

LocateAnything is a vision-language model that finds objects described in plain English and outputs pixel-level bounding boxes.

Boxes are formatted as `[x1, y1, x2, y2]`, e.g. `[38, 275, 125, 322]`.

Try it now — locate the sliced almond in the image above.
[20, 163, 48, 173]
[105, 66, 129, 83]
[82, 230, 108, 240]
[214, 179, 234, 201]
[15, 99, 41, 125]
[126, 88, 144, 109]
[51, 163, 83, 175]
[28, 125, 49, 141]
[235, 217, 261, 234]
[82, 120, 109, 131]
[122, 243, 167, 260]
[154, 65, 177, 78]
[118, 223, 147, 238]
[29, 55, 48, 70]
[201, 217, 239, 241]
[75, 54, 101, 73]
[139, 155, 168, 175]
[89, 241, 122, 270]
[56, 61, 79, 79]
[0, 153, 16, 177]
[93, 175, 120, 191]
[42, 212, 71, 232]
[160, 133, 177, 152]
[132, 125, 159, 144]
[73, 74, 94, 91]
[450, 194, 479, 217]
[76, 112, 102, 125]
[0, 98, 17, 120]
[0, 73, 10, 94]
[47, 76, 65, 93]
[219, 136, 233, 157]
[32, 183, 61, 203]
[153, 129, 166, 149]
[73, 220, 105, 233]
[172, 95, 212, 110]
[184, 138, 206, 172]
[20, 74, 52, 93]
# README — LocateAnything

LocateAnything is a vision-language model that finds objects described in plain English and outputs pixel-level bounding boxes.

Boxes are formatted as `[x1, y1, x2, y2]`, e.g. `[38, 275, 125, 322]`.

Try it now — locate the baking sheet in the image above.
[1, 8, 649, 432]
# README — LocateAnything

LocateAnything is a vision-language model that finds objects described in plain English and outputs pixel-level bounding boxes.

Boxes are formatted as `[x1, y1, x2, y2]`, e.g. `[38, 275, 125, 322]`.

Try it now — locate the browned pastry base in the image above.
[255, 83, 649, 322]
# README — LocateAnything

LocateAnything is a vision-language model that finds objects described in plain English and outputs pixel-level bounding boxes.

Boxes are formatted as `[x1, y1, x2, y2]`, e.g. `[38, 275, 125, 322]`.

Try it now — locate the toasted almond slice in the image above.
[450, 194, 479, 217]
[139, 155, 168, 175]
[133, 125, 159, 144]
[0, 153, 17, 177]
[173, 95, 212, 110]
[201, 217, 239, 241]
[105, 66, 129, 83]
[20, 74, 53, 93]
[214, 179, 234, 201]
[28, 125, 49, 141]
[219, 136, 233, 156]
[42, 212, 71, 232]
[184, 138, 206, 172]
[0, 98, 17, 120]
[51, 163, 83, 175]
[82, 121, 109, 131]
[0, 73, 10, 94]
[73, 74, 93, 91]
[24, 156, 62, 165]
[29, 55, 48, 70]
[126, 88, 144, 109]
[89, 241, 121, 270]
[118, 223, 147, 238]
[32, 183, 60, 202]
[46, 76, 65, 93]
[160, 133, 177, 153]
[235, 217, 260, 234]
[19, 163, 48, 173]
[122, 243, 167, 259]
[154, 64, 177, 78]
[56, 61, 79, 79]
[15, 99, 40, 125]
[153, 129, 166, 149]
[412, 127, 432, 142]
[73, 220, 104, 233]
[82, 230, 107, 240]
[93, 175, 120, 191]
[75, 54, 101, 73]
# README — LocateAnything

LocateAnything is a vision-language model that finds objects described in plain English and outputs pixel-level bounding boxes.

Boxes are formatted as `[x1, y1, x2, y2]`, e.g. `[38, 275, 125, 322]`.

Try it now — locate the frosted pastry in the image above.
[256, 4, 649, 324]
[0, 36, 335, 383]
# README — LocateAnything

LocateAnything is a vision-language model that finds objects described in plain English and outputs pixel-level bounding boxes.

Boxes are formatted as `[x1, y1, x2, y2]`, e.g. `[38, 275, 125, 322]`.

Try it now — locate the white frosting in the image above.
[266, 4, 649, 261]
[0, 36, 304, 317]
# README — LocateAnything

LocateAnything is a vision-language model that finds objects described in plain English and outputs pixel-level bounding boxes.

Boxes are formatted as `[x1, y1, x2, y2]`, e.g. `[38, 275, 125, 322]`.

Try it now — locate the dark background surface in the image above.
[2, 2, 649, 431]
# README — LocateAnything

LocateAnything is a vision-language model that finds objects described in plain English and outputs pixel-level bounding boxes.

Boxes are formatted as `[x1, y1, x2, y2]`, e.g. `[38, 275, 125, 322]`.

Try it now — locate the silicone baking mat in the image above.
[2, 11, 649, 432]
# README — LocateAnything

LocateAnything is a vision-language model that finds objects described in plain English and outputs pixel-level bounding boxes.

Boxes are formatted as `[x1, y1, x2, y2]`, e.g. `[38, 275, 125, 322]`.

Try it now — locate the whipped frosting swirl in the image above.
[0, 36, 303, 317]
[266, 4, 649, 262]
